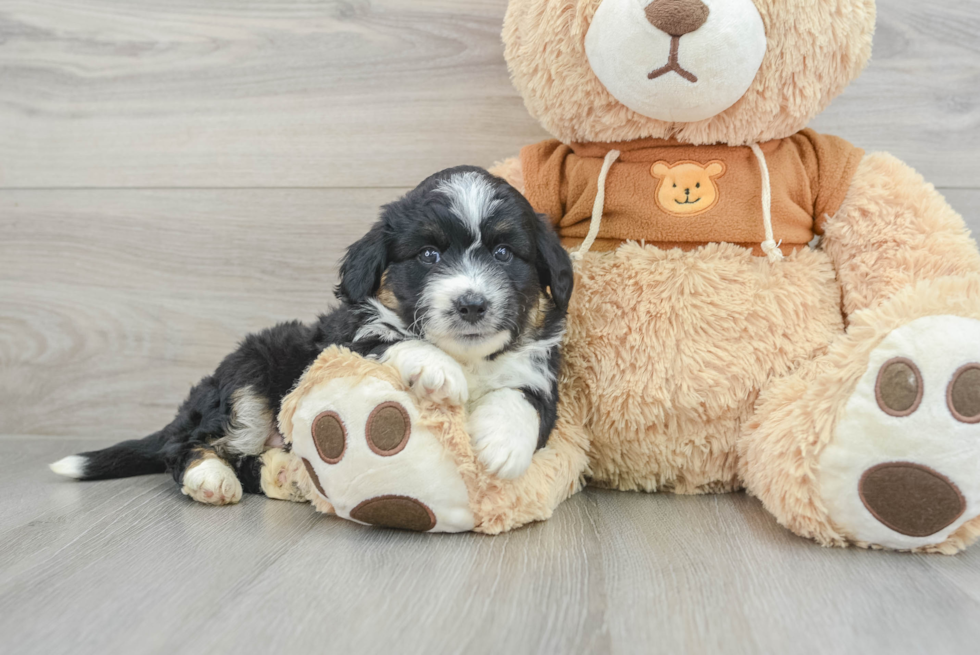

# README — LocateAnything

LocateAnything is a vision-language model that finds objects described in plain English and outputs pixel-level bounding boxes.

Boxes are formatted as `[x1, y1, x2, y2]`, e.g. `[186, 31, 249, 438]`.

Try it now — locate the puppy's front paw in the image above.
[182, 456, 243, 505]
[468, 388, 539, 480]
[383, 341, 468, 405]
[259, 448, 309, 503]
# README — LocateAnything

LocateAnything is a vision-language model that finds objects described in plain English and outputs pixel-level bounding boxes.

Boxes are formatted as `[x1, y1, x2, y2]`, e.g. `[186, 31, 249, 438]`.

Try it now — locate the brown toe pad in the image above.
[366, 402, 411, 456]
[301, 458, 327, 498]
[948, 363, 980, 423]
[349, 495, 436, 532]
[312, 411, 346, 464]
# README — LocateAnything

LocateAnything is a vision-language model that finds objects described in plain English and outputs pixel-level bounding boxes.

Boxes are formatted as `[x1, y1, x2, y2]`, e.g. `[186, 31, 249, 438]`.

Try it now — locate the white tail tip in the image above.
[49, 455, 87, 479]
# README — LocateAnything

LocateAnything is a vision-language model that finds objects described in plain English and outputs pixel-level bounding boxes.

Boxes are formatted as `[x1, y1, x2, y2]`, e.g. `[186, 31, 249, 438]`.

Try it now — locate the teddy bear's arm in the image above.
[488, 156, 525, 194]
[821, 152, 980, 318]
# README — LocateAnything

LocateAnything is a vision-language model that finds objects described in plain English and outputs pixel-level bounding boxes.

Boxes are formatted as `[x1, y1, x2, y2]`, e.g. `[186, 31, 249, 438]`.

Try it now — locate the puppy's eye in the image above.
[493, 245, 513, 263]
[418, 247, 441, 264]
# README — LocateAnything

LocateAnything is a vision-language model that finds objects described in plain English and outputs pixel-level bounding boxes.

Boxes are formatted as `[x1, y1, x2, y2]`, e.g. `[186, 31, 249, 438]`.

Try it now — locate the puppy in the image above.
[49, 166, 573, 504]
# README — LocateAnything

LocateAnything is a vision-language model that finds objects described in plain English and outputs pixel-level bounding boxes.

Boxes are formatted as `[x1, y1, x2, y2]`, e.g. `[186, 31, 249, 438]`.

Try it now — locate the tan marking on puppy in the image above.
[259, 448, 311, 502]
[527, 293, 550, 332]
[377, 270, 399, 311]
[182, 449, 242, 505]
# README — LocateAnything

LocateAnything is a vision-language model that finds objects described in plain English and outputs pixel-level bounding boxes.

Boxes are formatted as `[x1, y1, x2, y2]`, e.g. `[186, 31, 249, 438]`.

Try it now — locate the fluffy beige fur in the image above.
[740, 276, 980, 554]
[278, 0, 980, 551]
[278, 346, 589, 534]
[563, 243, 842, 492]
[823, 153, 980, 316]
[503, 0, 875, 145]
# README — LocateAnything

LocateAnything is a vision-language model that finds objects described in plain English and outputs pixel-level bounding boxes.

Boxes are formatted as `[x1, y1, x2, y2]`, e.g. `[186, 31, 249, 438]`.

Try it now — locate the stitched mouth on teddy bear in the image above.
[648, 35, 698, 83]
[675, 197, 702, 205]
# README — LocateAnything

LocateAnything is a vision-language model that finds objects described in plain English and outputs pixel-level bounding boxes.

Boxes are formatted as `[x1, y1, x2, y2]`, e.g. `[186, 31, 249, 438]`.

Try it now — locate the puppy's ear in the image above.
[336, 222, 388, 304]
[534, 213, 574, 314]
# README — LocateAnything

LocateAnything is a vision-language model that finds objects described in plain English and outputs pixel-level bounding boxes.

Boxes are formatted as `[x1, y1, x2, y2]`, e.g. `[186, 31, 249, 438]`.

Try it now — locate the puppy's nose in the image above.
[645, 0, 709, 37]
[455, 294, 488, 324]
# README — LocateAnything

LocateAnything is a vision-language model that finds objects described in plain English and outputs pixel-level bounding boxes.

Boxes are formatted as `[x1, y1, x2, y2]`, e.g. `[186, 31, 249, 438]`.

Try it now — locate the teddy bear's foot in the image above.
[286, 375, 475, 533]
[819, 315, 980, 551]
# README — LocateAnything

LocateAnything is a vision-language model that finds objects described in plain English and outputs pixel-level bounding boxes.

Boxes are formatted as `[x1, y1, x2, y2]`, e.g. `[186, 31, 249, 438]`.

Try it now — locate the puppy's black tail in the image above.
[49, 431, 169, 481]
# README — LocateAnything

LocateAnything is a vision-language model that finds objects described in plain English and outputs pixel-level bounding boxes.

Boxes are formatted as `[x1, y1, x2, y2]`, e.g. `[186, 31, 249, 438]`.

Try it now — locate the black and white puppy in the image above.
[50, 166, 573, 504]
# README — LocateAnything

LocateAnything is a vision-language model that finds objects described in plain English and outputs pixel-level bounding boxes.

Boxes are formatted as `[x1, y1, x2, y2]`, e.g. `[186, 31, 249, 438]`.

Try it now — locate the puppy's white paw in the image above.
[382, 341, 468, 405]
[468, 388, 539, 480]
[182, 457, 243, 506]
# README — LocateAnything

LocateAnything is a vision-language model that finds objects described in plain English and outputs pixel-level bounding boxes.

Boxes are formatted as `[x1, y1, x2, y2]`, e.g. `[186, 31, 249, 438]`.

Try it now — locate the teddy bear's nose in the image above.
[644, 0, 710, 37]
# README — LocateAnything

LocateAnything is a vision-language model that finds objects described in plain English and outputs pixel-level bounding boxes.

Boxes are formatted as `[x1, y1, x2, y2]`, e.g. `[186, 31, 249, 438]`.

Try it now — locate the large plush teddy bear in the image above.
[267, 0, 980, 553]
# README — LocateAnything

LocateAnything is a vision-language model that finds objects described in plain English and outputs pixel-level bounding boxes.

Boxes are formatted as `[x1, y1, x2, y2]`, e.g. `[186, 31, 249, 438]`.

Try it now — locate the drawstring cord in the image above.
[571, 149, 620, 261]
[750, 143, 783, 263]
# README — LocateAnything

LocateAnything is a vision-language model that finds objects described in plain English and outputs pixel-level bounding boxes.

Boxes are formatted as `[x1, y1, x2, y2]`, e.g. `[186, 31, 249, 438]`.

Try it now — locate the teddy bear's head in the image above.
[503, 0, 876, 146]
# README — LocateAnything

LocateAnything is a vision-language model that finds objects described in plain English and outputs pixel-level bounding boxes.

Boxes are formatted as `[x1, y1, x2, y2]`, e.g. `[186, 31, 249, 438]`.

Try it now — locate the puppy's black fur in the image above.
[60, 167, 572, 496]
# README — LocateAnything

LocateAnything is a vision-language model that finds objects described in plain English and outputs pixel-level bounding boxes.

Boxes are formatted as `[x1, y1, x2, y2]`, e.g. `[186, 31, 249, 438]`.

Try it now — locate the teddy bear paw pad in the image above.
[288, 376, 474, 533]
[819, 315, 980, 550]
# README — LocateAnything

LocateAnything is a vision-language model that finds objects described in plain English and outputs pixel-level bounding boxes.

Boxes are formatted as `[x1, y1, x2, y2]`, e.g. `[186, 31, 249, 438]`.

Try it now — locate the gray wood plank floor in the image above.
[3, 437, 980, 655]
[2, 0, 980, 653]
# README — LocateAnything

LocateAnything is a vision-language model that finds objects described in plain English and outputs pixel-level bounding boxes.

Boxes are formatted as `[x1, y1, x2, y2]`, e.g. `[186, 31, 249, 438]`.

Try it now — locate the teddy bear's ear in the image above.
[534, 213, 573, 314]
[705, 161, 726, 178]
[335, 221, 388, 304]
[651, 162, 670, 178]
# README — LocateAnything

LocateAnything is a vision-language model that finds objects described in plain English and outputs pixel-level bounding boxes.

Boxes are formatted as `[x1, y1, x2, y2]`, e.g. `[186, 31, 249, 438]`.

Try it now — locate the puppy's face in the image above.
[339, 166, 573, 360]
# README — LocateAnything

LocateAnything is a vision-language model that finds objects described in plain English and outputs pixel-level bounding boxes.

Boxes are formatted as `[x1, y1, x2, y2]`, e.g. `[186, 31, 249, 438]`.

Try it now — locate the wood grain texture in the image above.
[0, 0, 978, 188]
[2, 1, 980, 652]
[0, 0, 547, 188]
[1, 437, 978, 655]
[810, 0, 980, 186]
[0, 188, 406, 438]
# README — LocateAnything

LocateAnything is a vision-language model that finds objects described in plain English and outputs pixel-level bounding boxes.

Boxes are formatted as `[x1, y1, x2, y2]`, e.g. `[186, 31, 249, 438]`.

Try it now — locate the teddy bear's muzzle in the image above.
[858, 462, 966, 538]
[644, 0, 709, 83]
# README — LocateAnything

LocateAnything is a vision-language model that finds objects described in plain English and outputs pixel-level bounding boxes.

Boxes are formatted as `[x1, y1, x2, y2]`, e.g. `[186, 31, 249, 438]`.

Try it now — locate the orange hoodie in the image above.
[520, 128, 864, 256]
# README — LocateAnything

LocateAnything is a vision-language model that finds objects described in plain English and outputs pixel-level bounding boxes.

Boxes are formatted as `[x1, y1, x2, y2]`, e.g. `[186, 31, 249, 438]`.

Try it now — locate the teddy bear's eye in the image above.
[696, 182, 700, 188]
[672, 183, 676, 188]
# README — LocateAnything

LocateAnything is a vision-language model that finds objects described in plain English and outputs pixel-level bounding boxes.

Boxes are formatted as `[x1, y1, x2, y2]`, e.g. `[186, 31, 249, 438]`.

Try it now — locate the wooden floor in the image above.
[2, 1, 979, 653]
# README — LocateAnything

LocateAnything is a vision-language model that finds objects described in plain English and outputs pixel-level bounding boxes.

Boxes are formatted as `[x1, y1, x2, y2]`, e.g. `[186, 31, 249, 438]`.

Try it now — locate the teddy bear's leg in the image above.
[739, 275, 980, 553]
[278, 346, 588, 533]
[740, 155, 980, 553]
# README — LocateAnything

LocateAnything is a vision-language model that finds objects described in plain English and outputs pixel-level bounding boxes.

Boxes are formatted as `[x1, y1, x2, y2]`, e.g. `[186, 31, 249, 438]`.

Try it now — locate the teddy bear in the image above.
[265, 0, 980, 553]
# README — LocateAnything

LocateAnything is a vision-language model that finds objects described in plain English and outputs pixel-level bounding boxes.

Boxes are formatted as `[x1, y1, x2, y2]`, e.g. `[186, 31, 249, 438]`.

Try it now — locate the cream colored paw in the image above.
[380, 340, 468, 405]
[468, 388, 538, 480]
[287, 375, 474, 532]
[259, 448, 310, 502]
[182, 457, 243, 506]
[820, 315, 980, 550]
